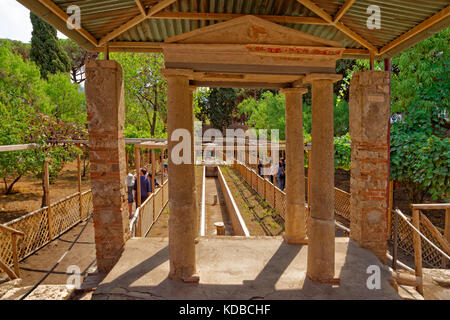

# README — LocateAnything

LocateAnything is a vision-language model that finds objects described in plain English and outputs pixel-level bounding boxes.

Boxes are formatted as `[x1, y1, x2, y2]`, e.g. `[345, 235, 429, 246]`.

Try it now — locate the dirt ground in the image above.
[0, 161, 91, 224]
[221, 166, 284, 236]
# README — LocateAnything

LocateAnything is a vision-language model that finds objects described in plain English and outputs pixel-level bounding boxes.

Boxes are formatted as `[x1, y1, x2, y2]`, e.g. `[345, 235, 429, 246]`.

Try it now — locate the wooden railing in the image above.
[393, 208, 450, 295]
[130, 180, 169, 237]
[232, 161, 351, 222]
[0, 224, 24, 279]
[0, 190, 93, 275]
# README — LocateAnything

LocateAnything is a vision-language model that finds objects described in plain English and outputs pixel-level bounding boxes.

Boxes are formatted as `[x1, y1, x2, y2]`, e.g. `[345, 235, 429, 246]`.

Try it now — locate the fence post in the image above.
[44, 160, 53, 240]
[444, 208, 450, 268]
[77, 152, 83, 220]
[412, 209, 424, 295]
[392, 210, 398, 270]
[11, 233, 19, 277]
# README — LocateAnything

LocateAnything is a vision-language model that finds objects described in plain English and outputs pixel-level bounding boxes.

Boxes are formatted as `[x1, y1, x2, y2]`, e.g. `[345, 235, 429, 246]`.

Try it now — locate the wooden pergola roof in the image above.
[18, 0, 449, 59]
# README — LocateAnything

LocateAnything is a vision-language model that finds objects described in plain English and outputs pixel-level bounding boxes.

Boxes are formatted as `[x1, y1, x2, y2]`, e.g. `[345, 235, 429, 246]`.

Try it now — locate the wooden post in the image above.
[11, 233, 19, 277]
[392, 210, 398, 270]
[444, 208, 450, 267]
[388, 180, 394, 236]
[77, 152, 83, 220]
[135, 146, 141, 208]
[307, 149, 311, 210]
[44, 160, 53, 239]
[412, 209, 424, 295]
[369, 51, 375, 70]
[151, 149, 156, 220]
[125, 151, 129, 172]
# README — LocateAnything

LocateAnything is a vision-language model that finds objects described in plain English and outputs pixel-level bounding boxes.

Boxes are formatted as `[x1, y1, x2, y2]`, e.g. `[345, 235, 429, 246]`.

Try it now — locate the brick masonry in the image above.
[349, 71, 390, 263]
[85, 60, 130, 273]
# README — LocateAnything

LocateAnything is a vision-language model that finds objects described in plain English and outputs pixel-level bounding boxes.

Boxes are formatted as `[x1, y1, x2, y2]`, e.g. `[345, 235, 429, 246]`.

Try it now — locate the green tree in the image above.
[197, 88, 238, 129]
[111, 52, 167, 138]
[30, 12, 70, 79]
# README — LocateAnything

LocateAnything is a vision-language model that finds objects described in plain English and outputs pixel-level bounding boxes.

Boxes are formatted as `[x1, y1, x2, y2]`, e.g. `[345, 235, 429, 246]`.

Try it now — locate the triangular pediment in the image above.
[165, 15, 342, 47]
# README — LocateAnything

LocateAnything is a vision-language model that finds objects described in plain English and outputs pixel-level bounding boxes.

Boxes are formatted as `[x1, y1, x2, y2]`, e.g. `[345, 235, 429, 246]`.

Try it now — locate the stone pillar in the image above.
[163, 69, 198, 282]
[305, 73, 341, 282]
[189, 86, 199, 238]
[85, 60, 130, 273]
[280, 88, 308, 244]
[349, 71, 390, 263]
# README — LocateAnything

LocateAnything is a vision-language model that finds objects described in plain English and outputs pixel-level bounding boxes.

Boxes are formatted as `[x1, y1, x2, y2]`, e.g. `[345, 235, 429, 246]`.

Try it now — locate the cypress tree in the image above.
[30, 12, 70, 79]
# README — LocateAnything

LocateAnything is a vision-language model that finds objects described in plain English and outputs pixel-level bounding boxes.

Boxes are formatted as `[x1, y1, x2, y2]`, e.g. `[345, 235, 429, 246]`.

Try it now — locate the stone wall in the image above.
[349, 70, 390, 263]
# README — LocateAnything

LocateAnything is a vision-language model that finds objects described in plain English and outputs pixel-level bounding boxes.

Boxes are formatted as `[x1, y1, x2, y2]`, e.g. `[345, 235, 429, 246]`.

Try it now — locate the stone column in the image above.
[280, 88, 308, 244]
[85, 60, 130, 273]
[163, 69, 198, 282]
[349, 71, 390, 263]
[189, 86, 199, 238]
[305, 73, 342, 282]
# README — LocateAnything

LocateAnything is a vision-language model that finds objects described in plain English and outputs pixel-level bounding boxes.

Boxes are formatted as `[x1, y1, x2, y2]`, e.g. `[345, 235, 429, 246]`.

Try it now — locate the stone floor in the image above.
[92, 236, 403, 300]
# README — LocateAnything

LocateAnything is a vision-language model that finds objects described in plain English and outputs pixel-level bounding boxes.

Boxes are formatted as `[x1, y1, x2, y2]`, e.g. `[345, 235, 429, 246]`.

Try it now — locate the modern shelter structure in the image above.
[16, 0, 450, 291]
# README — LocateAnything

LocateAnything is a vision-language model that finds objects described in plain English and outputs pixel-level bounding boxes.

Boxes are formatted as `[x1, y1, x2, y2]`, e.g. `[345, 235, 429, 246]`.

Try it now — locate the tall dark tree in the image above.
[30, 12, 70, 79]
[197, 88, 238, 130]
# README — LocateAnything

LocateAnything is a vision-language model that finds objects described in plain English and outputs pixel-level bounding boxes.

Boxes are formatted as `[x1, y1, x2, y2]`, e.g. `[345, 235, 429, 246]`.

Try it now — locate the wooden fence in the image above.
[130, 180, 169, 238]
[0, 190, 93, 268]
[233, 162, 350, 222]
[232, 161, 449, 269]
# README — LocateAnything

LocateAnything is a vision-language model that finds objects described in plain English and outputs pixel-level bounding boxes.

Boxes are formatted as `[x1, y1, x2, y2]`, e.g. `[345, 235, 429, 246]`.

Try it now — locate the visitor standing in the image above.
[133, 168, 152, 205]
[277, 158, 286, 190]
[126, 173, 135, 218]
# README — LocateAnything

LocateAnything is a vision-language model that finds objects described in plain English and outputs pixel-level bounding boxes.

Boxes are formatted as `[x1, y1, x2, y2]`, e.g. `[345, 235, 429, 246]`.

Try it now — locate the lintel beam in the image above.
[333, 0, 355, 23]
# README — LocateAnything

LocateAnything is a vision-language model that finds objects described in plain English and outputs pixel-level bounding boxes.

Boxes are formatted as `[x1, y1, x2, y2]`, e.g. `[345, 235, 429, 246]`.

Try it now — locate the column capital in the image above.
[280, 87, 308, 95]
[189, 85, 197, 92]
[304, 73, 342, 83]
[161, 68, 194, 79]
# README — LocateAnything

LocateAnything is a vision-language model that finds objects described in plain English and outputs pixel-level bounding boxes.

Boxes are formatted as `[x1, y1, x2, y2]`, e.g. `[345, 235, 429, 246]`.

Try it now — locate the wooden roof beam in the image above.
[379, 6, 450, 56]
[333, 0, 355, 23]
[99, 0, 178, 46]
[151, 12, 328, 25]
[296, 0, 378, 53]
[38, 0, 98, 47]
[135, 0, 147, 16]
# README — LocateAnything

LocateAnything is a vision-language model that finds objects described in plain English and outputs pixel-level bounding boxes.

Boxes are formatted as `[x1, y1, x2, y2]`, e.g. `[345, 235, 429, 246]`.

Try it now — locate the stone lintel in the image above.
[280, 87, 308, 95]
[304, 73, 342, 83]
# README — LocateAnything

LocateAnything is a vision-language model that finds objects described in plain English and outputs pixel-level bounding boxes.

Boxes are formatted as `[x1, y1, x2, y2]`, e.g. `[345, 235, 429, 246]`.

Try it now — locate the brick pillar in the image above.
[349, 71, 390, 263]
[163, 69, 198, 282]
[85, 60, 130, 273]
[305, 73, 342, 282]
[281, 87, 308, 244]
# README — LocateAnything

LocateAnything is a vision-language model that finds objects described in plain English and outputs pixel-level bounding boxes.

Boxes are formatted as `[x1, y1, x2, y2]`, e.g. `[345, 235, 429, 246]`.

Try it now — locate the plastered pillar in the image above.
[189, 86, 200, 238]
[85, 60, 130, 273]
[349, 71, 390, 263]
[305, 73, 342, 282]
[280, 87, 308, 244]
[163, 69, 198, 282]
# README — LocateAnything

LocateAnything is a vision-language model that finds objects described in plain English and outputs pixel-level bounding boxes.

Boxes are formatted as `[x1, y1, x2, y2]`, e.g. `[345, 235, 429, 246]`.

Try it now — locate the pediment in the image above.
[165, 15, 342, 48]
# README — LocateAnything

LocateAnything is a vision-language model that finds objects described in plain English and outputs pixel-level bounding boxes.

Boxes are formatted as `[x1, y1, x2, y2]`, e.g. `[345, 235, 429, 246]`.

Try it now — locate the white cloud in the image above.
[0, 0, 67, 43]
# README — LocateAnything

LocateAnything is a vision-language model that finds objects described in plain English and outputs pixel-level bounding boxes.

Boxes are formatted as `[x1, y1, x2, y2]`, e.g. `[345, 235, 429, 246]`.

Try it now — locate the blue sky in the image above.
[0, 0, 66, 42]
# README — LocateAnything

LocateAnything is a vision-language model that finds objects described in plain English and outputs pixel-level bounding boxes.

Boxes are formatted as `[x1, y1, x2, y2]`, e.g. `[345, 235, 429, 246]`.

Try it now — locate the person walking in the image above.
[133, 168, 152, 205]
[126, 173, 135, 218]
[277, 158, 286, 190]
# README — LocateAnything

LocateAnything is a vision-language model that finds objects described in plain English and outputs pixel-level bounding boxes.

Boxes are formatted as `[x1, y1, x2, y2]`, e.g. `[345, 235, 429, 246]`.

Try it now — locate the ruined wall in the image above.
[85, 60, 130, 273]
[349, 70, 390, 263]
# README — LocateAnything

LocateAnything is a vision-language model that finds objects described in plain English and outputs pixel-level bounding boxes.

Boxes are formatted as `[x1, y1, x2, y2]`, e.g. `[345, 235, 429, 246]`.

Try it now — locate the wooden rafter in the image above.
[379, 6, 450, 56]
[296, 0, 378, 53]
[99, 0, 178, 46]
[135, 0, 146, 16]
[333, 0, 355, 23]
[38, 0, 98, 46]
[151, 12, 328, 25]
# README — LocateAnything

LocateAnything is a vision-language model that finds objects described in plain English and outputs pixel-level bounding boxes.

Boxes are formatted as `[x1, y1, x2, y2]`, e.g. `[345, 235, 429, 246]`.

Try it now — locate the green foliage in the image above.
[30, 12, 70, 79]
[43, 73, 86, 124]
[193, 87, 211, 122]
[391, 28, 449, 113]
[198, 88, 237, 129]
[334, 133, 351, 171]
[390, 107, 449, 202]
[238, 91, 286, 139]
[111, 52, 167, 138]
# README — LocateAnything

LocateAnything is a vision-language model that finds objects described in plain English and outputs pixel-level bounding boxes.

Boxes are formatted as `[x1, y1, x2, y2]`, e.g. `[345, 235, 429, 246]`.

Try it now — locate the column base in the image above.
[283, 234, 308, 245]
[307, 275, 340, 284]
[182, 274, 200, 283]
